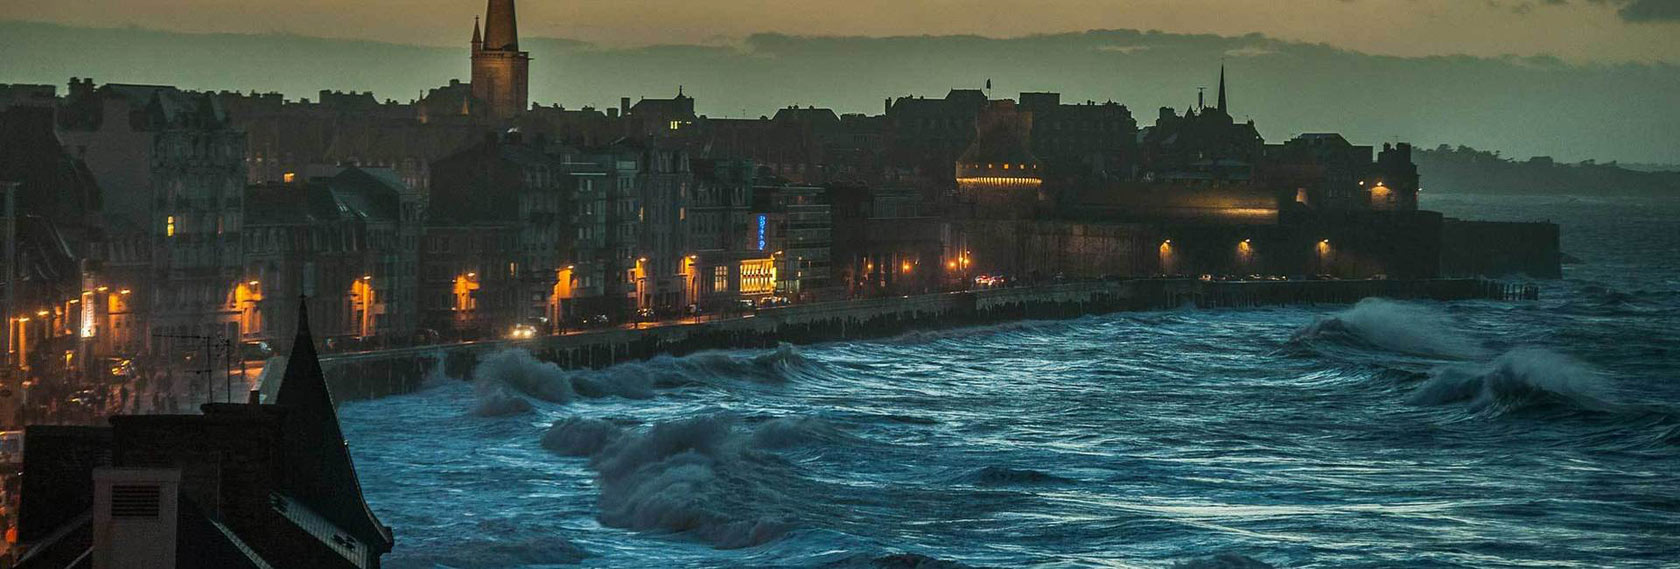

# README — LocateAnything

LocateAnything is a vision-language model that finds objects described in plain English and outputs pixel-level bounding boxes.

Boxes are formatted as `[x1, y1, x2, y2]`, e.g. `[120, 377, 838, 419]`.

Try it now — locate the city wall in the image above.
[1441, 220, 1562, 279]
[316, 277, 1533, 402]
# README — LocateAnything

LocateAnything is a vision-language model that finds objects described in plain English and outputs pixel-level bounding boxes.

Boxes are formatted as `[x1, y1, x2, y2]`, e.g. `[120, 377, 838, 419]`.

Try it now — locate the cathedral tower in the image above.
[471, 0, 530, 120]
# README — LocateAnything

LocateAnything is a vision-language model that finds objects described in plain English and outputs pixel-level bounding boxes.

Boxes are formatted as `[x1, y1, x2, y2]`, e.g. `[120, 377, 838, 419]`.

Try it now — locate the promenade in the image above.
[309, 277, 1535, 402]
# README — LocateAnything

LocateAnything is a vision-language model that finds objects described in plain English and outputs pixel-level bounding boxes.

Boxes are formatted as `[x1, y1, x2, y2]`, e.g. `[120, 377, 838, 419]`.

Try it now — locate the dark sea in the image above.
[341, 194, 1680, 568]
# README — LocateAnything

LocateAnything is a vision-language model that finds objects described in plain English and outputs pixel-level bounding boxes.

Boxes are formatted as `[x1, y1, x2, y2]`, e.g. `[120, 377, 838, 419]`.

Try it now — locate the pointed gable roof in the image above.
[274, 301, 393, 553]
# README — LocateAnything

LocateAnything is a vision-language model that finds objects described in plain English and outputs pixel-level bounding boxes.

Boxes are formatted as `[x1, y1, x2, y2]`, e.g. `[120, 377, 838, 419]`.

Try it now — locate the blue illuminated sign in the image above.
[757, 214, 768, 251]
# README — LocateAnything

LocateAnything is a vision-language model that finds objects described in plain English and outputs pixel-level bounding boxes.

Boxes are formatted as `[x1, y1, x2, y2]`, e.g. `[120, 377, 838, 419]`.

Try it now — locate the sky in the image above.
[2, 0, 1678, 63]
[2, 0, 1679, 163]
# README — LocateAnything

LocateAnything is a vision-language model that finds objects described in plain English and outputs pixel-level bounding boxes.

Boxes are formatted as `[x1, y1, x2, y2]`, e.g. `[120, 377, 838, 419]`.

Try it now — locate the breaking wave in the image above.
[1411, 348, 1612, 416]
[472, 348, 656, 403]
[547, 413, 840, 549]
[540, 416, 623, 456]
[467, 378, 533, 417]
[1292, 298, 1483, 359]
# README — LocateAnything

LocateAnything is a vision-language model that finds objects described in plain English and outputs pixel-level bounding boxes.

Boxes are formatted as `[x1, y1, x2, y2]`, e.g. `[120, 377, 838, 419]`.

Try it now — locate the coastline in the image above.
[316, 277, 1533, 402]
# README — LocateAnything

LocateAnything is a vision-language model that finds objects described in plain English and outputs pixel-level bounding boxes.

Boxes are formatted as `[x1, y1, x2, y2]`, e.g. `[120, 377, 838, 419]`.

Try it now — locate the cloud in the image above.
[1589, 0, 1680, 21]
[1615, 0, 1680, 21]
[2, 21, 1677, 163]
[1480, 0, 1680, 21]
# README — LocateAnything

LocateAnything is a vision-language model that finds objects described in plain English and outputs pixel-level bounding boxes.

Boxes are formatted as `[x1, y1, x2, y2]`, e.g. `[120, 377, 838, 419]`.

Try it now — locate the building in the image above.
[242, 166, 424, 346]
[753, 181, 832, 300]
[58, 80, 247, 358]
[14, 306, 394, 568]
[829, 184, 946, 298]
[0, 98, 106, 410]
[687, 159, 759, 310]
[470, 0, 531, 121]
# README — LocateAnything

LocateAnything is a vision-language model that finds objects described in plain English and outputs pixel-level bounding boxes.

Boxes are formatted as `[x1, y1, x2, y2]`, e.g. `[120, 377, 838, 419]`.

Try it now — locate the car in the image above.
[324, 335, 364, 352]
[239, 341, 274, 361]
[508, 324, 538, 340]
[413, 328, 441, 344]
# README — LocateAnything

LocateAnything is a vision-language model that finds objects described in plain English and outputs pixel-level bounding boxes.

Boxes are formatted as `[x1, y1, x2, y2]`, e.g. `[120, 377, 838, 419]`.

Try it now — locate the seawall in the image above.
[317, 278, 1533, 401]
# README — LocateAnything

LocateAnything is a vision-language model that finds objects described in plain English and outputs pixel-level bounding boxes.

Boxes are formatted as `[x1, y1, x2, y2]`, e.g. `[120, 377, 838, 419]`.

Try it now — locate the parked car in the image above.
[413, 328, 441, 345]
[239, 341, 274, 361]
[324, 335, 364, 352]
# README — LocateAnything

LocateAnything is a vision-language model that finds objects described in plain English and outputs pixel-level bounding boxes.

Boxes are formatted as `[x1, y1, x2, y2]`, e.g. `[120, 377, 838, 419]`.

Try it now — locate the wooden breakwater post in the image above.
[319, 277, 1525, 401]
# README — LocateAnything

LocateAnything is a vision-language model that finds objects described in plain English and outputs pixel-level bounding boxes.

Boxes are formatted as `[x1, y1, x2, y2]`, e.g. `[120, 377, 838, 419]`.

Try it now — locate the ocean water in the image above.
[341, 194, 1680, 568]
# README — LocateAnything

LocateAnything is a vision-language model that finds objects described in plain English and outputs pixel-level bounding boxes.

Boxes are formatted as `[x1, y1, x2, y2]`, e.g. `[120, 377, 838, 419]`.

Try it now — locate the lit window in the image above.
[166, 216, 176, 237]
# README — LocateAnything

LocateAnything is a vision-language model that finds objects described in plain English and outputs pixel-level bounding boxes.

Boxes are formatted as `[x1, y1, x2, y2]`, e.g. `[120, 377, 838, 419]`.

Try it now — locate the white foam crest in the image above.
[1295, 298, 1483, 359]
[569, 413, 834, 549]
[1411, 348, 1612, 414]
[474, 349, 577, 402]
[419, 349, 454, 389]
[467, 378, 533, 417]
[472, 348, 661, 404]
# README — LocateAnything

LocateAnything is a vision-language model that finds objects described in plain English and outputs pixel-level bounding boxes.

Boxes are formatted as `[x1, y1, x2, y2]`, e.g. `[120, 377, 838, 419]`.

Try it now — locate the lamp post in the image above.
[2, 181, 16, 371]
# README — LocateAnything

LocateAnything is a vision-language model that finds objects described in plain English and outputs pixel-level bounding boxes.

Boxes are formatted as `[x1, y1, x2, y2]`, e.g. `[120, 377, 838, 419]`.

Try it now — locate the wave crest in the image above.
[558, 413, 842, 549]
[1411, 348, 1611, 415]
[467, 379, 534, 417]
[541, 417, 624, 456]
[1292, 298, 1481, 359]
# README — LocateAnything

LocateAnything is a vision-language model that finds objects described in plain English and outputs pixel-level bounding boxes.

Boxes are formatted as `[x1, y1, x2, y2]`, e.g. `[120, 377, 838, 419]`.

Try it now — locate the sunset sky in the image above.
[3, 0, 1678, 63]
[4, 0, 1679, 162]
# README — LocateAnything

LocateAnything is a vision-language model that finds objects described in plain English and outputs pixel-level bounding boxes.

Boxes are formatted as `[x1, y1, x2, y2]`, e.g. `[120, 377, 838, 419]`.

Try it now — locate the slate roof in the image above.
[273, 303, 394, 553]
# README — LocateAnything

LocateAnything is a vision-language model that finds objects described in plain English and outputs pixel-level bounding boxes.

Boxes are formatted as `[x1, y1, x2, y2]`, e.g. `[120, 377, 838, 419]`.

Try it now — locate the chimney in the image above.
[620, 97, 631, 116]
[91, 468, 181, 569]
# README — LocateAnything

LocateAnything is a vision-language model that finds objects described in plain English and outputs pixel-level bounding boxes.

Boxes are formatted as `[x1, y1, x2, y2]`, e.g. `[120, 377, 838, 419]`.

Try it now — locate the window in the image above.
[739, 259, 776, 294]
[166, 215, 176, 237]
[713, 265, 729, 292]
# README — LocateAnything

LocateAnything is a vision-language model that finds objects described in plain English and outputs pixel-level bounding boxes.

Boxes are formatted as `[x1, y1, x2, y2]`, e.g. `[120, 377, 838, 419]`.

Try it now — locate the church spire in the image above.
[1217, 64, 1228, 114]
[471, 16, 482, 50]
[482, 0, 520, 52]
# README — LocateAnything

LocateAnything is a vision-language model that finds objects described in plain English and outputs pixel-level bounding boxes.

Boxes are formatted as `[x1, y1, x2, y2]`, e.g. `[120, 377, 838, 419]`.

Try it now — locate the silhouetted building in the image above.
[955, 99, 1046, 219]
[15, 306, 394, 568]
[688, 159, 759, 309]
[752, 180, 832, 299]
[58, 80, 247, 356]
[242, 166, 424, 345]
